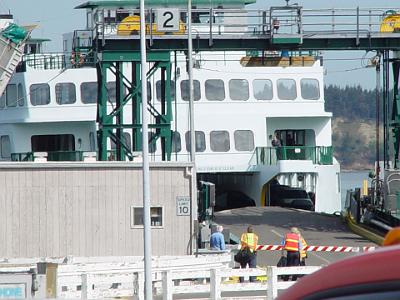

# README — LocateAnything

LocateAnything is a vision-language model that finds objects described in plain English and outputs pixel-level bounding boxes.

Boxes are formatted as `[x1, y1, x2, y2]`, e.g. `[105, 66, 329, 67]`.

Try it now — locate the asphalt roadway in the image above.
[214, 206, 377, 267]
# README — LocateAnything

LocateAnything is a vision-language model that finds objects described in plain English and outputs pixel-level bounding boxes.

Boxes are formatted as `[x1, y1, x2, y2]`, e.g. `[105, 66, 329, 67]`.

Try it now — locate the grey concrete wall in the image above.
[0, 162, 195, 258]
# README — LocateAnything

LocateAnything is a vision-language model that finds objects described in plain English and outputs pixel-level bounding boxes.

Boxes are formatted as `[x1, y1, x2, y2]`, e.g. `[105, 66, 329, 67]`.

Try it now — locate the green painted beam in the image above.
[98, 36, 400, 52]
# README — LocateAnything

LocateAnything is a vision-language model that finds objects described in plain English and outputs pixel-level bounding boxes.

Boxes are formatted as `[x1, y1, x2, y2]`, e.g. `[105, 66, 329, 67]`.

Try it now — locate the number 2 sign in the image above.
[156, 9, 180, 32]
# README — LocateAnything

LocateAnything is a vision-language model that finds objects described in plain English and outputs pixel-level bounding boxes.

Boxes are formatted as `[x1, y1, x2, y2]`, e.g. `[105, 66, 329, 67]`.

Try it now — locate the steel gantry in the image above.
[74, 2, 400, 161]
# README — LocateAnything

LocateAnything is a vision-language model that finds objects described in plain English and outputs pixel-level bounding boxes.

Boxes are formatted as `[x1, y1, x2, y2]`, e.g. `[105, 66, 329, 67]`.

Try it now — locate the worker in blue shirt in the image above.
[210, 225, 226, 250]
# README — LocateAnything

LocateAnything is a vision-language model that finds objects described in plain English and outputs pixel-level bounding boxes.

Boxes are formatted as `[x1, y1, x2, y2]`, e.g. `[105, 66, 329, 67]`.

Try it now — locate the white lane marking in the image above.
[271, 229, 331, 264]
[309, 252, 331, 264]
[271, 229, 283, 238]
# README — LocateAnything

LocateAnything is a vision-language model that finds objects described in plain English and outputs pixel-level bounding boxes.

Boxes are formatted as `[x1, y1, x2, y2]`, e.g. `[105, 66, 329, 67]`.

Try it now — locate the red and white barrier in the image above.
[253, 244, 376, 252]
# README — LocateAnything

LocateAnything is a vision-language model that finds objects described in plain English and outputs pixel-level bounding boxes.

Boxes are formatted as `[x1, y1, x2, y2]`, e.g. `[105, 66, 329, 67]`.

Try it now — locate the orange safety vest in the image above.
[284, 233, 300, 252]
[241, 233, 258, 252]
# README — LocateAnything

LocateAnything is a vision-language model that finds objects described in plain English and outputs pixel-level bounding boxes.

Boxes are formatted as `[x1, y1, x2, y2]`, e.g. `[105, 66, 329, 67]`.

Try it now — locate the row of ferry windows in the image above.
[114, 130, 255, 153]
[0, 129, 254, 159]
[0, 78, 320, 107]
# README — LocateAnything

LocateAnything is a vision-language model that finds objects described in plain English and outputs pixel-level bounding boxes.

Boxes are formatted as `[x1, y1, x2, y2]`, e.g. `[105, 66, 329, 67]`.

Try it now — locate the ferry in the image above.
[0, 0, 341, 214]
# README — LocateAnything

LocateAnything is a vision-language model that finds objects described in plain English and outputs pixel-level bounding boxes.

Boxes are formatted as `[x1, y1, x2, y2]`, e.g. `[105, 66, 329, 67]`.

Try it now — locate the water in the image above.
[340, 170, 370, 209]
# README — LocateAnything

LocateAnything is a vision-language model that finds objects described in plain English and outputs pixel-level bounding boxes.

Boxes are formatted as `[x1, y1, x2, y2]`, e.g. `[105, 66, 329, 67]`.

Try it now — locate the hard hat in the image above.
[383, 227, 400, 246]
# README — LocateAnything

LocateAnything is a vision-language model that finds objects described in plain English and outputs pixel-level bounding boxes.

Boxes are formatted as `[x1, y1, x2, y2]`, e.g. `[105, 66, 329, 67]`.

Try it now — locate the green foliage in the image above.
[325, 85, 391, 169]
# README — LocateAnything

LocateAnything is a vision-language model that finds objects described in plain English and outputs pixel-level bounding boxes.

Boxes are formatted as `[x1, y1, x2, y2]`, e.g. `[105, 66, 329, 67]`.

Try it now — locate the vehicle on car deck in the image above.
[270, 185, 315, 211]
[277, 244, 400, 300]
[214, 190, 256, 212]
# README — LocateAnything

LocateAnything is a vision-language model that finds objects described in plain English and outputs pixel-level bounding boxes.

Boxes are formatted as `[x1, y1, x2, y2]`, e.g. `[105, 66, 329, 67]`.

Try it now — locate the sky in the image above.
[1, 0, 399, 90]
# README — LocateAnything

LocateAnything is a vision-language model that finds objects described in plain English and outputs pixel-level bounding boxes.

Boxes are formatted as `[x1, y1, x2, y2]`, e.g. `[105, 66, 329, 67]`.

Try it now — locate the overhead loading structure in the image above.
[0, 22, 32, 97]
[72, 2, 400, 163]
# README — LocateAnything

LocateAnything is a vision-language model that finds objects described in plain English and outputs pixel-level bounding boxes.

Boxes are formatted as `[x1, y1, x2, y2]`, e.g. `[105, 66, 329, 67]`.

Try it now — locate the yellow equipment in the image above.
[380, 10, 400, 33]
[117, 15, 185, 36]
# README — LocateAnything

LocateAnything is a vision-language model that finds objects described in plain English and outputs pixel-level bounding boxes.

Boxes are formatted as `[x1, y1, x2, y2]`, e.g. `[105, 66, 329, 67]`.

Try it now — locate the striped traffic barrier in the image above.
[253, 245, 376, 252]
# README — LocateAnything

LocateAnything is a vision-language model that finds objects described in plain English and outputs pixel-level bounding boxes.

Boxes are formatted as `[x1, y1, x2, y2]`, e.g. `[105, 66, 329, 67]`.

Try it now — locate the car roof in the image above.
[277, 244, 400, 300]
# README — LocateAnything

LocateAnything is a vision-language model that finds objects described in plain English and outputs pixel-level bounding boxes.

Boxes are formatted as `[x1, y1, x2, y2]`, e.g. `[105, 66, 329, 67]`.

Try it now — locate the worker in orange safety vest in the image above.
[281, 227, 302, 280]
[239, 225, 259, 283]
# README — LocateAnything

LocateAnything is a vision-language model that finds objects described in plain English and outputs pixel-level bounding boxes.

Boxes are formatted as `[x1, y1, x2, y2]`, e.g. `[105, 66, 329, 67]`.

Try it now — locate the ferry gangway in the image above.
[73, 5, 400, 52]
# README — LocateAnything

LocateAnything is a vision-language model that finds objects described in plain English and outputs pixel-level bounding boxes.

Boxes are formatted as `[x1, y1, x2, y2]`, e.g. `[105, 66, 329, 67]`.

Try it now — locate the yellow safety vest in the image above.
[300, 237, 308, 259]
[241, 233, 258, 252]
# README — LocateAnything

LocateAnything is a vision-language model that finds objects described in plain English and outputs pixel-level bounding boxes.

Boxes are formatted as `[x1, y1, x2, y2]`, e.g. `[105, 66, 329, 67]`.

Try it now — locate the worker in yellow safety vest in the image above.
[239, 225, 259, 283]
[300, 234, 308, 266]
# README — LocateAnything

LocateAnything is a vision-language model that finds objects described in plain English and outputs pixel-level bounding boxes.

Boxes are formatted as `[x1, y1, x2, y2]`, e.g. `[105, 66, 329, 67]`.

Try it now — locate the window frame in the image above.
[253, 79, 273, 101]
[234, 130, 255, 151]
[205, 79, 225, 101]
[130, 206, 164, 229]
[210, 130, 230, 152]
[185, 131, 206, 153]
[229, 79, 249, 101]
[277, 78, 297, 100]
[300, 78, 320, 100]
[30, 83, 51, 106]
[55, 82, 77, 105]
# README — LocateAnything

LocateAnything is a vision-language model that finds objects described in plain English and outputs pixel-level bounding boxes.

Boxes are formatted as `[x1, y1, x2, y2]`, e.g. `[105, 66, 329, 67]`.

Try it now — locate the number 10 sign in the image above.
[156, 9, 180, 32]
[176, 196, 191, 216]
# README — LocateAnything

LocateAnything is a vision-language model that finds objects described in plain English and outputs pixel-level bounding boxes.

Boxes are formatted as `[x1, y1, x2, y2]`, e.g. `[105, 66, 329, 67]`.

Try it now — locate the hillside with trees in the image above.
[324, 85, 386, 170]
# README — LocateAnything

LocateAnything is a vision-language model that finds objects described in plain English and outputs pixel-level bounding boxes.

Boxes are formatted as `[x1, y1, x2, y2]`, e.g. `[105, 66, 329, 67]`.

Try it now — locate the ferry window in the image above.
[89, 132, 96, 151]
[0, 92, 5, 108]
[156, 80, 175, 101]
[81, 82, 97, 104]
[234, 130, 255, 151]
[253, 79, 273, 100]
[17, 84, 24, 106]
[185, 131, 206, 152]
[277, 79, 297, 100]
[31, 134, 75, 151]
[301, 78, 320, 100]
[110, 132, 132, 151]
[131, 206, 163, 228]
[30, 83, 50, 106]
[56, 83, 76, 105]
[106, 82, 127, 103]
[205, 79, 225, 101]
[6, 84, 17, 107]
[210, 130, 230, 152]
[172, 131, 181, 153]
[180, 80, 201, 101]
[0, 135, 11, 159]
[149, 132, 157, 153]
[229, 79, 249, 101]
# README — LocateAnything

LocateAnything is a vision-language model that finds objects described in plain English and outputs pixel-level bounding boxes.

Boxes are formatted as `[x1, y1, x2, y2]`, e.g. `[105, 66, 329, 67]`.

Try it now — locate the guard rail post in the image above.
[210, 268, 221, 299]
[162, 270, 172, 300]
[267, 266, 278, 300]
[133, 271, 144, 300]
[81, 273, 88, 299]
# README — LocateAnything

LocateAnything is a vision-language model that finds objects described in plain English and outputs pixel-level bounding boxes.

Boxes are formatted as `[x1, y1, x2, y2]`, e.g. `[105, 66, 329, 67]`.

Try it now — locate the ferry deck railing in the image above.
[83, 7, 400, 48]
[251, 146, 333, 166]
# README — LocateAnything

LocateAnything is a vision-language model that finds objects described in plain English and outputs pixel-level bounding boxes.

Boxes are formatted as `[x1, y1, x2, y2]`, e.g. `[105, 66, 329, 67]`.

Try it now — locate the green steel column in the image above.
[134, 62, 142, 151]
[165, 62, 173, 160]
[392, 59, 400, 168]
[97, 62, 109, 161]
[115, 62, 126, 161]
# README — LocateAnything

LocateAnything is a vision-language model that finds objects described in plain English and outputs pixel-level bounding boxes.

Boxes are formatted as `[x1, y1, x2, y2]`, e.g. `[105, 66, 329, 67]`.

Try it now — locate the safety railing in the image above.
[11, 151, 85, 162]
[87, 6, 400, 42]
[251, 146, 333, 166]
[22, 53, 66, 70]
